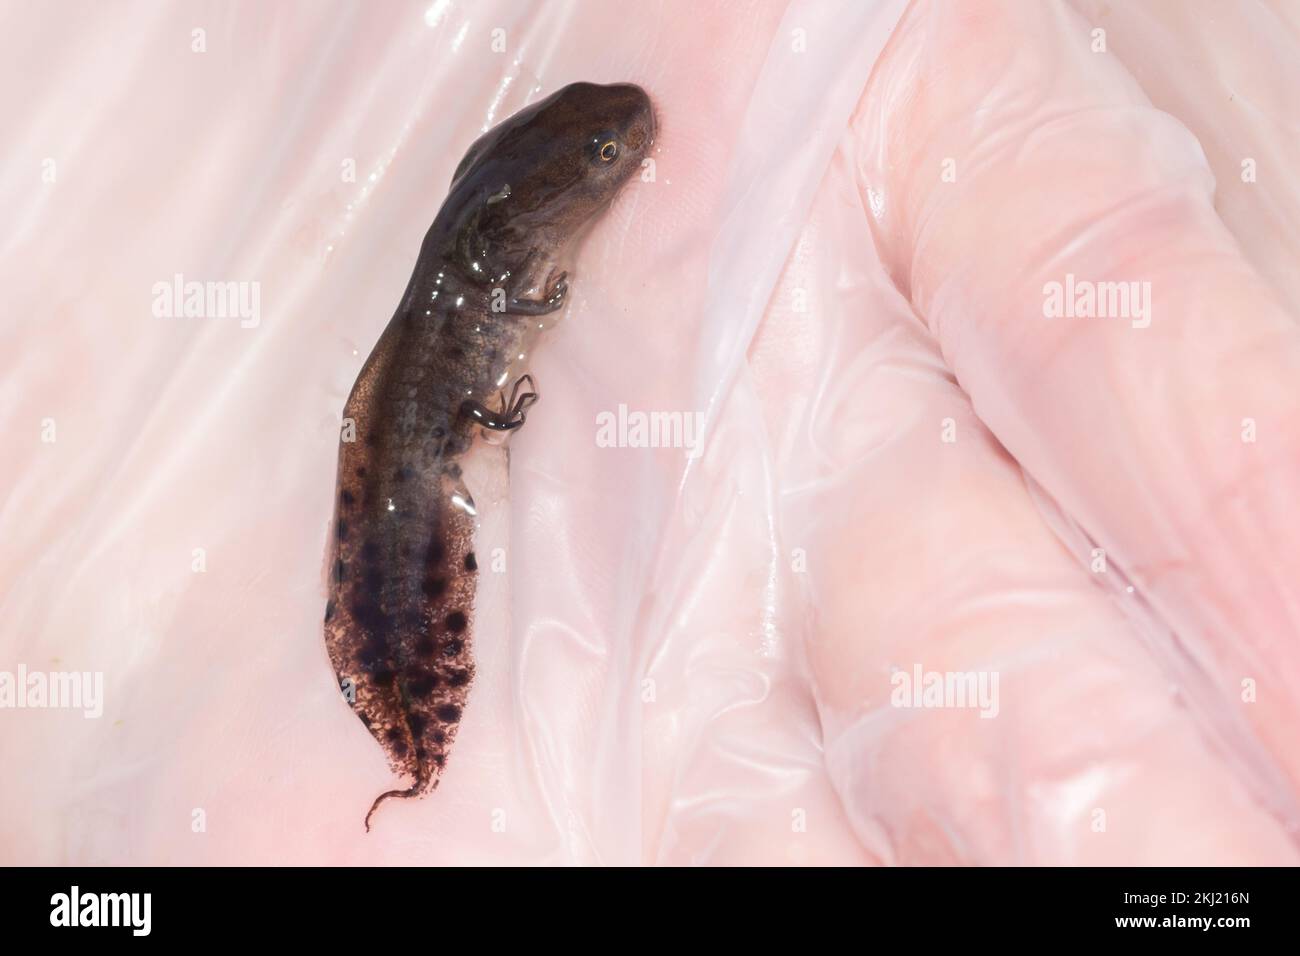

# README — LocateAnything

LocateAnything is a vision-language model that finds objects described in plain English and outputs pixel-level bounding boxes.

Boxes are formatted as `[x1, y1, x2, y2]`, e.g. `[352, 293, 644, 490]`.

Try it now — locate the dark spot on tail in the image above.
[449, 669, 470, 688]
[464, 552, 477, 572]
[334, 559, 345, 584]
[407, 672, 438, 697]
[422, 576, 447, 598]
[446, 611, 467, 633]
[324, 599, 335, 622]
[436, 704, 461, 722]
[358, 640, 386, 667]
[336, 519, 348, 541]
[355, 466, 367, 478]
[341, 489, 356, 507]
[443, 638, 464, 658]
[351, 600, 394, 641]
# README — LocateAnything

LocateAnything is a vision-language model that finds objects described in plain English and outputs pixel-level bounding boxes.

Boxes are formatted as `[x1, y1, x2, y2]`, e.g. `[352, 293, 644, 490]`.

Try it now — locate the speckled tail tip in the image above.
[364, 779, 437, 832]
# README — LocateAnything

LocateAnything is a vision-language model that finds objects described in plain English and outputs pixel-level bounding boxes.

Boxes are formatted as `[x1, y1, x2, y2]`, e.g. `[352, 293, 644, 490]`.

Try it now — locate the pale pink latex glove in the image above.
[2, 0, 1298, 865]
